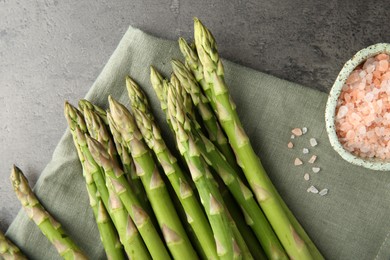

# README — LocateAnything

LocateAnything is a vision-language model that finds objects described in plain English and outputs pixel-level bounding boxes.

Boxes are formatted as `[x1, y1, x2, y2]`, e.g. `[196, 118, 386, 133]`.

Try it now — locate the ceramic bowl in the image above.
[325, 43, 390, 171]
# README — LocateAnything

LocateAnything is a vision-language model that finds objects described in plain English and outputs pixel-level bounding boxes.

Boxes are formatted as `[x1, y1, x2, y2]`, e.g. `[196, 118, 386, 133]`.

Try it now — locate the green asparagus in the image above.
[108, 96, 197, 260]
[0, 231, 27, 260]
[126, 75, 219, 259]
[171, 60, 243, 178]
[86, 135, 170, 260]
[78, 99, 108, 125]
[193, 18, 316, 259]
[10, 165, 87, 260]
[180, 22, 323, 260]
[65, 102, 150, 259]
[106, 113, 150, 210]
[194, 125, 288, 259]
[167, 87, 238, 259]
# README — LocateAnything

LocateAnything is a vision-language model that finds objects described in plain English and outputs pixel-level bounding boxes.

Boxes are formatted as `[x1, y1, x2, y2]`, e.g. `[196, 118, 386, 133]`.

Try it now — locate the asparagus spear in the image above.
[167, 87, 238, 260]
[170, 74, 196, 120]
[168, 75, 286, 259]
[83, 106, 117, 160]
[10, 165, 87, 260]
[179, 26, 323, 260]
[108, 96, 197, 260]
[72, 123, 125, 260]
[172, 61, 287, 259]
[86, 135, 170, 260]
[194, 125, 288, 259]
[78, 99, 108, 125]
[150, 67, 178, 131]
[65, 102, 150, 259]
[95, 198, 125, 259]
[219, 188, 267, 260]
[126, 76, 219, 259]
[193, 18, 315, 260]
[0, 231, 27, 260]
[171, 59, 243, 175]
[106, 113, 150, 208]
[150, 66, 168, 114]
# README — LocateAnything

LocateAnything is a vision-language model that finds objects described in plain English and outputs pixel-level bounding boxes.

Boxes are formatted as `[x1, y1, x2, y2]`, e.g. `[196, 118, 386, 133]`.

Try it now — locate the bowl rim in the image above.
[325, 43, 390, 171]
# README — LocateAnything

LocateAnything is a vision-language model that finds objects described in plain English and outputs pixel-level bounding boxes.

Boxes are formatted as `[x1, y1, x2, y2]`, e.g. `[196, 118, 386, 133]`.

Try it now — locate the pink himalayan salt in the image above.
[294, 158, 303, 166]
[335, 53, 390, 159]
[292, 128, 303, 136]
[287, 142, 294, 148]
[308, 155, 317, 164]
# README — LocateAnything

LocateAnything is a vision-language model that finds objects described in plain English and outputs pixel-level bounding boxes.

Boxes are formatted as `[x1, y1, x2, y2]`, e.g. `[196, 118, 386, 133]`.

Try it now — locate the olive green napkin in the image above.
[6, 26, 390, 260]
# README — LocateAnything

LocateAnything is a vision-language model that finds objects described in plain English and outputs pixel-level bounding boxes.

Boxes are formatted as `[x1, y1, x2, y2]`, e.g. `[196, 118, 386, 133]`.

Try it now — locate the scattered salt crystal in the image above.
[304, 173, 310, 181]
[312, 167, 320, 173]
[310, 138, 318, 147]
[294, 158, 303, 166]
[291, 135, 295, 139]
[303, 148, 309, 154]
[292, 128, 303, 136]
[307, 186, 319, 194]
[319, 189, 328, 196]
[287, 142, 294, 149]
[308, 155, 317, 164]
[302, 127, 308, 134]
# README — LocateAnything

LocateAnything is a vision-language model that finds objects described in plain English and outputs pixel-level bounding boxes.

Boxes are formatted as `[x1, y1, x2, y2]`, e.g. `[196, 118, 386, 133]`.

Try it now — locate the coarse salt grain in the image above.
[307, 186, 319, 194]
[335, 53, 390, 159]
[292, 128, 303, 136]
[287, 142, 294, 148]
[303, 148, 309, 154]
[304, 173, 310, 181]
[291, 135, 295, 139]
[294, 158, 303, 166]
[310, 138, 318, 147]
[312, 167, 320, 173]
[319, 189, 328, 196]
[302, 127, 308, 134]
[308, 155, 317, 164]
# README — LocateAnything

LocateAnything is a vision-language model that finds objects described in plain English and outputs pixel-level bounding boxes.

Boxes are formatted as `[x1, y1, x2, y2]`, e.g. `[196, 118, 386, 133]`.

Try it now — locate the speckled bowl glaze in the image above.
[325, 43, 390, 171]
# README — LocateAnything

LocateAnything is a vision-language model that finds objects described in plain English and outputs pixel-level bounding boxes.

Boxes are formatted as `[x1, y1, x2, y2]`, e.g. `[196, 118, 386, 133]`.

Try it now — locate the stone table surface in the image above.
[1, 0, 389, 232]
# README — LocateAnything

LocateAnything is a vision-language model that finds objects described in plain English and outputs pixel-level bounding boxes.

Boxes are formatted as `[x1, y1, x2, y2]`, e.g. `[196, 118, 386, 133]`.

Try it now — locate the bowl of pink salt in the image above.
[325, 43, 390, 171]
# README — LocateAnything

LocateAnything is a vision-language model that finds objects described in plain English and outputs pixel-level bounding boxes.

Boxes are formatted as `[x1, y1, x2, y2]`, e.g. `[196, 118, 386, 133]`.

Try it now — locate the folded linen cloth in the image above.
[6, 25, 390, 260]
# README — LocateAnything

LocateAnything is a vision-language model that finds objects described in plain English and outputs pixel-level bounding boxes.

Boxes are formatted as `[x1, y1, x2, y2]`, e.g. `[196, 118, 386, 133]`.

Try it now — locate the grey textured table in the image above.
[1, 0, 389, 234]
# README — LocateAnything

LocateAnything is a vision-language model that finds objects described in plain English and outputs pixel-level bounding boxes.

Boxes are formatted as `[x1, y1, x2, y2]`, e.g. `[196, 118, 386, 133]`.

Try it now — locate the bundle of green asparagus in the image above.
[2, 18, 323, 260]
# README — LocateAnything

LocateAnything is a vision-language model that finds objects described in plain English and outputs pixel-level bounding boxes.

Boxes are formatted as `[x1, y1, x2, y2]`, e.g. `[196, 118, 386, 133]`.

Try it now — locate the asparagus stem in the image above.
[168, 66, 287, 259]
[10, 166, 87, 260]
[195, 129, 288, 259]
[86, 135, 170, 260]
[65, 102, 150, 259]
[226, 211, 253, 260]
[167, 87, 238, 260]
[193, 18, 316, 260]
[74, 128, 125, 260]
[126, 76, 219, 259]
[108, 96, 197, 260]
[171, 60, 245, 180]
[220, 188, 267, 260]
[180, 26, 323, 260]
[0, 231, 27, 260]
[96, 199, 126, 259]
[106, 113, 151, 208]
